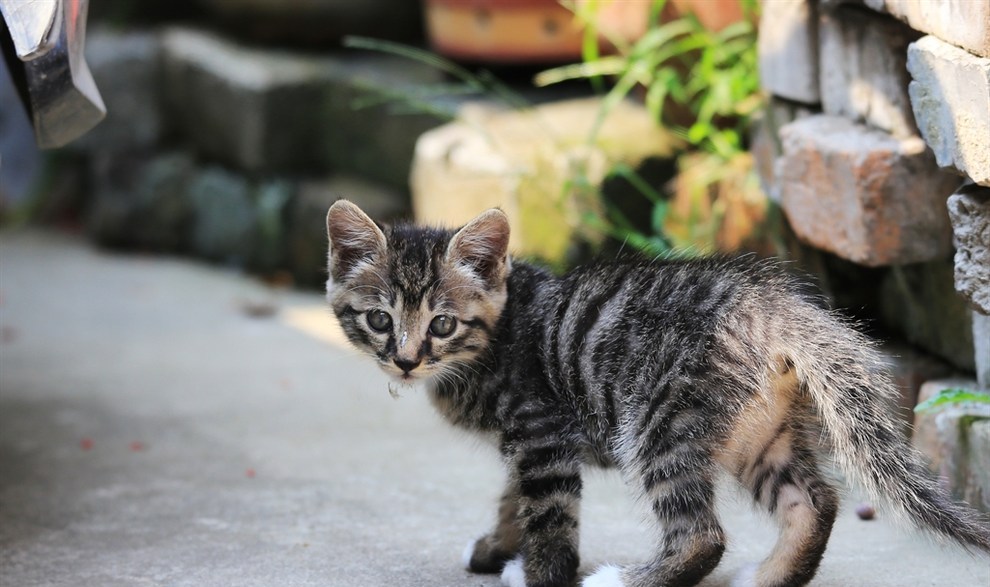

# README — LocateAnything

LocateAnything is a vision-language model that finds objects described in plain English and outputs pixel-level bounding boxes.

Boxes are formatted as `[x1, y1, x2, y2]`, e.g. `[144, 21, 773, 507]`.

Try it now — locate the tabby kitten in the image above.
[324, 200, 990, 587]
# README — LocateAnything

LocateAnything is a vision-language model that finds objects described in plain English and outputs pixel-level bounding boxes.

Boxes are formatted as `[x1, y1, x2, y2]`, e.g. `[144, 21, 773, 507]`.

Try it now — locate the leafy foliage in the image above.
[914, 388, 990, 414]
[539, 0, 766, 255]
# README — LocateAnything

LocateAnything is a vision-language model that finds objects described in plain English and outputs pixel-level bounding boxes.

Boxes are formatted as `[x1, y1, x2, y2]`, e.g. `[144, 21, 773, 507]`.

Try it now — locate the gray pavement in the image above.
[0, 230, 987, 587]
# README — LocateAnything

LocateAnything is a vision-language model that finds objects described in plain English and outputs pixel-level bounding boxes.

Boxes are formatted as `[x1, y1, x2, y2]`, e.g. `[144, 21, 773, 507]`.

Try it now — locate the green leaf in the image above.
[914, 388, 990, 413]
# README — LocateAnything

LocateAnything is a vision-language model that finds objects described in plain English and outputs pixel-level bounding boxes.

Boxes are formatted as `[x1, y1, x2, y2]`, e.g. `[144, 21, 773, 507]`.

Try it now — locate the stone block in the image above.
[86, 152, 196, 252]
[161, 27, 449, 189]
[912, 379, 990, 513]
[187, 166, 259, 267]
[947, 183, 990, 314]
[410, 99, 678, 263]
[864, 0, 990, 58]
[161, 27, 335, 174]
[75, 28, 163, 152]
[758, 0, 820, 104]
[776, 115, 957, 266]
[319, 57, 455, 192]
[819, 7, 920, 138]
[287, 175, 408, 287]
[907, 35, 990, 186]
[881, 260, 975, 371]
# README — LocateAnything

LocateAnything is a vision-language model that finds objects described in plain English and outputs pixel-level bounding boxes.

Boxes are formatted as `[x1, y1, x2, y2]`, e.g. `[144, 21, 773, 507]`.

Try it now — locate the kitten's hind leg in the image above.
[734, 422, 839, 587]
[585, 437, 727, 587]
[465, 480, 522, 573]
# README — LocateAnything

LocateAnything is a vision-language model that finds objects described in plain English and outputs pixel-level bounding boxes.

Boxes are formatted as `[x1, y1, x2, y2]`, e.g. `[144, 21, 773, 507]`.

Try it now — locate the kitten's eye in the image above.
[366, 310, 392, 333]
[429, 315, 457, 337]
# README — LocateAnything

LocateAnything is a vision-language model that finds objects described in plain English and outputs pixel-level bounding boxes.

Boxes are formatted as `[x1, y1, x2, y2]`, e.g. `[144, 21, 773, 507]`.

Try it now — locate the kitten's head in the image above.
[325, 200, 510, 383]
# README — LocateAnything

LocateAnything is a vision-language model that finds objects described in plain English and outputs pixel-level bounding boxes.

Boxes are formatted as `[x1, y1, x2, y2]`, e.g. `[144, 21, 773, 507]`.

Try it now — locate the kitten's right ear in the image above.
[326, 200, 387, 281]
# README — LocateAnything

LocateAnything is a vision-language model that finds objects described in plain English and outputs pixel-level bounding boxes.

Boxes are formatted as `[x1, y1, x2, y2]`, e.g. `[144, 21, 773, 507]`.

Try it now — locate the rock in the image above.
[967, 420, 990, 512]
[880, 260, 975, 371]
[77, 27, 163, 152]
[863, 0, 990, 58]
[187, 166, 258, 267]
[907, 36, 990, 186]
[819, 7, 921, 138]
[161, 26, 450, 188]
[913, 379, 990, 513]
[946, 184, 990, 314]
[776, 115, 957, 266]
[410, 99, 679, 264]
[287, 175, 408, 287]
[131, 152, 197, 252]
[253, 180, 294, 274]
[881, 341, 954, 435]
[974, 312, 990, 390]
[758, 0, 820, 104]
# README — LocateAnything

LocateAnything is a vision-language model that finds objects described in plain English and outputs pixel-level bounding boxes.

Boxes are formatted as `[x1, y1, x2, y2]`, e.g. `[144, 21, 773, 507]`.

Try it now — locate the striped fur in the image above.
[325, 200, 990, 587]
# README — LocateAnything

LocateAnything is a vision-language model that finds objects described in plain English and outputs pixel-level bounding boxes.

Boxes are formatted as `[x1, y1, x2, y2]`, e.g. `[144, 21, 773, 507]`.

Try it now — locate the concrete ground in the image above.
[0, 229, 987, 587]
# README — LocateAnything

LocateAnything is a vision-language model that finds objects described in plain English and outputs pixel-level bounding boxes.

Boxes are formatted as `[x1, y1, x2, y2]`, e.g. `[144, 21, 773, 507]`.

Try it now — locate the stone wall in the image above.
[756, 0, 989, 509]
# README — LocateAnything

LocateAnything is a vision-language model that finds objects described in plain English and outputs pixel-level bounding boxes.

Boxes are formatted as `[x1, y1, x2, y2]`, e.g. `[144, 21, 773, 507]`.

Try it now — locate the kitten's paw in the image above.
[461, 539, 477, 570]
[500, 556, 527, 587]
[464, 534, 515, 574]
[581, 565, 625, 587]
[731, 562, 760, 587]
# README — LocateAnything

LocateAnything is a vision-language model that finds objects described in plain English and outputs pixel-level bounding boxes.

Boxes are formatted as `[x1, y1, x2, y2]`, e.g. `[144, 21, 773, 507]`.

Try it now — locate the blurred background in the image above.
[1, 0, 988, 584]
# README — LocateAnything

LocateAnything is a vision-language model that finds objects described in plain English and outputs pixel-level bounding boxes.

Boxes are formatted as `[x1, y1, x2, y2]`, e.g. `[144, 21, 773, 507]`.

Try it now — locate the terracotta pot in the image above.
[423, 0, 585, 63]
[669, 0, 746, 32]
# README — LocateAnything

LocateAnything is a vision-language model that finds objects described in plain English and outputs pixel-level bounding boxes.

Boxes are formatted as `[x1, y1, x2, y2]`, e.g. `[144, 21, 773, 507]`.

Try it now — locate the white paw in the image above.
[500, 556, 526, 587]
[731, 562, 760, 587]
[581, 564, 625, 587]
[461, 539, 477, 570]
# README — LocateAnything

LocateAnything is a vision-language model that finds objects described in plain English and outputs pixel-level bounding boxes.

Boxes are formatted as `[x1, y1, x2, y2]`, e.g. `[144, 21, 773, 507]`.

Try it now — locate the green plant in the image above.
[914, 388, 990, 414]
[538, 0, 767, 255]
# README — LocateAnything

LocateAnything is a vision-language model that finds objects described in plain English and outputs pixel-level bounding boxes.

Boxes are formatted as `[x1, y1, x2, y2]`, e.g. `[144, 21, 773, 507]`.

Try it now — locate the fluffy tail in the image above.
[788, 307, 990, 554]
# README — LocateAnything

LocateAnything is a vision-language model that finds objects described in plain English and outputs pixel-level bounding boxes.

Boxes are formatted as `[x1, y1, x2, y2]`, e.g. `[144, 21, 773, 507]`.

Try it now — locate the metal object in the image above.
[1, 0, 105, 148]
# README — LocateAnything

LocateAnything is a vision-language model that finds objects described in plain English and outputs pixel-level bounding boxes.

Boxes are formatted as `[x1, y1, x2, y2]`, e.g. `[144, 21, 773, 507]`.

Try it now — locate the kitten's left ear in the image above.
[447, 209, 511, 285]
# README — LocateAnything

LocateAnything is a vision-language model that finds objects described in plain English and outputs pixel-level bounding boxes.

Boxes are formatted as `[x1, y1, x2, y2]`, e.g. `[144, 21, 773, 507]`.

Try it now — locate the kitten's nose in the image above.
[393, 359, 421, 374]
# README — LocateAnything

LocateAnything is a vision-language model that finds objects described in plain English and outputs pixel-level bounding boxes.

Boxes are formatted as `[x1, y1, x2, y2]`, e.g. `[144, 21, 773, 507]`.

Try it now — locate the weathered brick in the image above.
[758, 0, 820, 104]
[947, 183, 990, 314]
[881, 260, 975, 371]
[751, 97, 818, 203]
[864, 0, 990, 58]
[411, 99, 677, 263]
[776, 115, 957, 266]
[907, 35, 990, 186]
[912, 379, 990, 513]
[819, 7, 920, 138]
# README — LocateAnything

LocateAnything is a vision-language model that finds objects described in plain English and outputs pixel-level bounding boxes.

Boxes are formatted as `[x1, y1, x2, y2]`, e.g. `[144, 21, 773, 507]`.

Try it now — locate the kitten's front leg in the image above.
[465, 479, 522, 573]
[501, 417, 582, 587]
